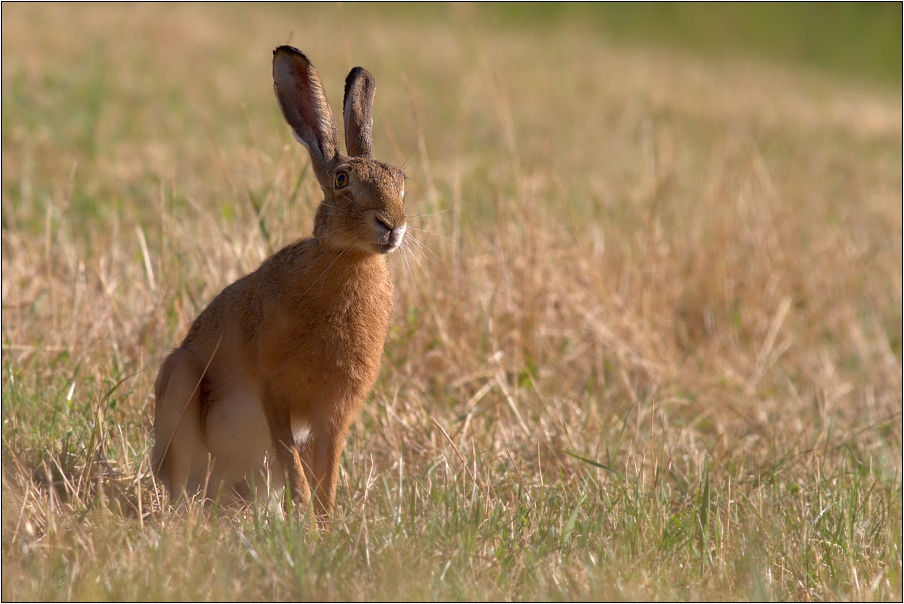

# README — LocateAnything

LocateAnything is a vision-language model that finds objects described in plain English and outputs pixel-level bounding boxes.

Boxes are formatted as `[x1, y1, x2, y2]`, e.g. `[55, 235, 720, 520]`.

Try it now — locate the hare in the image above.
[152, 46, 407, 522]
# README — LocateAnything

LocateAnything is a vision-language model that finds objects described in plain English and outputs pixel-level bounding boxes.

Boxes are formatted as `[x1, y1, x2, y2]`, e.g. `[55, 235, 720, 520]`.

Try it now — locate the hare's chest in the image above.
[266, 279, 392, 380]
[320, 286, 393, 364]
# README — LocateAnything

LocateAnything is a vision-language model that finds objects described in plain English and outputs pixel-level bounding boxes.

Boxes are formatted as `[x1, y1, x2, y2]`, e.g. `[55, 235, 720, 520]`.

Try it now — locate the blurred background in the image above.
[486, 3, 902, 84]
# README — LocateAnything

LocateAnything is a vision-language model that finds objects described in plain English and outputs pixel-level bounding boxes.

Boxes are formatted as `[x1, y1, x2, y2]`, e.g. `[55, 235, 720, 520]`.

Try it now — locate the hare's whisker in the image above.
[405, 236, 438, 263]
[401, 147, 416, 172]
[407, 227, 452, 242]
[400, 245, 419, 304]
[407, 239, 432, 269]
[408, 208, 453, 219]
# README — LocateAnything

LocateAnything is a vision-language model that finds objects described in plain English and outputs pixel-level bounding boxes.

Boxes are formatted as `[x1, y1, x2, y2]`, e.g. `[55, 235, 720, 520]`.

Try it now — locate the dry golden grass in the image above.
[2, 4, 901, 600]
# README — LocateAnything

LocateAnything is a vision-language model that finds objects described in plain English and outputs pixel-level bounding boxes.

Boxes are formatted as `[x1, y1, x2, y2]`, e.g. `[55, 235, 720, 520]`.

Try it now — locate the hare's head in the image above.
[273, 46, 407, 255]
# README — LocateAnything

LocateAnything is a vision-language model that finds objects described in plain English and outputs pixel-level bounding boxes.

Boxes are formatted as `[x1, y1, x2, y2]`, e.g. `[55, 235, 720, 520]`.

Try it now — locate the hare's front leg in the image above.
[309, 422, 350, 524]
[262, 385, 311, 508]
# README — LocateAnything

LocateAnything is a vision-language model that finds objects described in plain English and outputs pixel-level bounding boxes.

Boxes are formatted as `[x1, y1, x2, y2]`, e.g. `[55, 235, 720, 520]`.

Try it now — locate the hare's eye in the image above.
[334, 171, 349, 189]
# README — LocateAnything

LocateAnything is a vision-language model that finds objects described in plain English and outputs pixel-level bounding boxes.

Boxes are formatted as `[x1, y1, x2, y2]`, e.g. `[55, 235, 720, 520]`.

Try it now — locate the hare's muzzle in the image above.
[375, 219, 407, 253]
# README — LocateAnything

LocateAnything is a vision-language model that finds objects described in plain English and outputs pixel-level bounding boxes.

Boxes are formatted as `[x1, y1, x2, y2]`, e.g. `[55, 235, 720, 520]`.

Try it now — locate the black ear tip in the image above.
[273, 45, 308, 61]
[346, 66, 373, 84]
[344, 67, 375, 106]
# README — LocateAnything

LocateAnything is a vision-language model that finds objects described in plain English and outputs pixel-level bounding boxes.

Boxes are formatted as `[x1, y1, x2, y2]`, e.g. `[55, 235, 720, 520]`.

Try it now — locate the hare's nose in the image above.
[387, 223, 407, 247]
[375, 218, 406, 247]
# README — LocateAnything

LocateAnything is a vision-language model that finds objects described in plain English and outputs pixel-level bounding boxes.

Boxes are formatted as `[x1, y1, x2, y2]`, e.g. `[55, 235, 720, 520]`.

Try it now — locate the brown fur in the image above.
[152, 46, 407, 522]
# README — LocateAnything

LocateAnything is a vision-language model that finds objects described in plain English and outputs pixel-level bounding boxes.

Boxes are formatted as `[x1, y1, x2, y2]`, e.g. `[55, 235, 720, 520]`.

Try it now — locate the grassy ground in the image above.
[2, 4, 902, 600]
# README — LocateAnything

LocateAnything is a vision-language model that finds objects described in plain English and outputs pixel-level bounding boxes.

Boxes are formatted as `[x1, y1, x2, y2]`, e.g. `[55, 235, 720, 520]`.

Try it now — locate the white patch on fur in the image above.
[291, 413, 311, 445]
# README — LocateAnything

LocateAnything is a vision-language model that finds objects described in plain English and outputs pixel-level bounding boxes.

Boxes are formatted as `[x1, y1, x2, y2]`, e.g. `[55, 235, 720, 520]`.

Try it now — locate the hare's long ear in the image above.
[343, 67, 375, 158]
[273, 46, 340, 179]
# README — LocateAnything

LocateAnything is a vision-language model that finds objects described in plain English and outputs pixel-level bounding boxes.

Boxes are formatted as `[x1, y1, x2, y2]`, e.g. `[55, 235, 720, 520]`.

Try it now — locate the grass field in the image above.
[2, 4, 902, 600]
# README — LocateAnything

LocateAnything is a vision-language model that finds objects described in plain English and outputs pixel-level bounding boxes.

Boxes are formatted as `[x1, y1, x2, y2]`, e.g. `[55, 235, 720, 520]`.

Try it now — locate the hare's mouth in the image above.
[375, 235, 404, 254]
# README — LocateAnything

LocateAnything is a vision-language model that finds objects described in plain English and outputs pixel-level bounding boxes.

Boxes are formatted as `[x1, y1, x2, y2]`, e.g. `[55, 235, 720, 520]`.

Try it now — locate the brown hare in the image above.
[152, 46, 407, 522]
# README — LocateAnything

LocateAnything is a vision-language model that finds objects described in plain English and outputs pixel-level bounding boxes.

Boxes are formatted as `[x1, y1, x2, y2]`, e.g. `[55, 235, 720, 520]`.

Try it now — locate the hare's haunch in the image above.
[152, 46, 407, 521]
